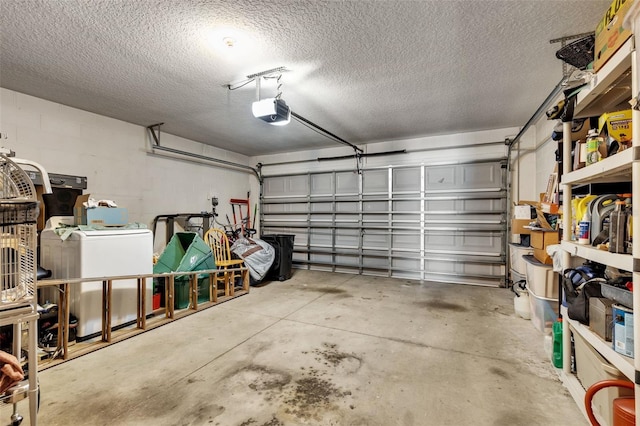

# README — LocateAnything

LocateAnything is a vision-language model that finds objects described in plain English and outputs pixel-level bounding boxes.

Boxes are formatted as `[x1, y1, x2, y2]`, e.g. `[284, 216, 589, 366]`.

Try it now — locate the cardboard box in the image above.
[530, 230, 560, 250]
[598, 109, 632, 144]
[612, 304, 634, 358]
[540, 202, 559, 215]
[511, 219, 531, 235]
[74, 194, 128, 226]
[594, 0, 634, 72]
[513, 205, 533, 219]
[533, 247, 552, 265]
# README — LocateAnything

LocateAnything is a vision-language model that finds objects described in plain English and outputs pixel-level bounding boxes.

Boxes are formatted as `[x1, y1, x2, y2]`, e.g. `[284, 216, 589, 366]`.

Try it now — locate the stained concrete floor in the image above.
[2, 270, 586, 425]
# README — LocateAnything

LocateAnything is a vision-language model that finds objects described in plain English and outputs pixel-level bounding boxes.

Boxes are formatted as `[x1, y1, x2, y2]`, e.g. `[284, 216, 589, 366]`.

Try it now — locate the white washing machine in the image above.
[40, 226, 153, 340]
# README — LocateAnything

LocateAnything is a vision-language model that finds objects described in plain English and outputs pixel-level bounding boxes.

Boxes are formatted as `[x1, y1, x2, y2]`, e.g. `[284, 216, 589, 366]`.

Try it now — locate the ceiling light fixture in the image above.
[250, 67, 290, 126]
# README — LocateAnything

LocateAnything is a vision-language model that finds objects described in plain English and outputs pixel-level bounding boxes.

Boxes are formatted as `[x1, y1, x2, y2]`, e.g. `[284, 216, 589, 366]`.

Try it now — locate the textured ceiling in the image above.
[0, 0, 610, 156]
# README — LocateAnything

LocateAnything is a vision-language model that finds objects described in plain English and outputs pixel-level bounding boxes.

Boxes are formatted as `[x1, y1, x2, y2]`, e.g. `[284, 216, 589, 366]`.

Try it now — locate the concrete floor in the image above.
[2, 270, 586, 425]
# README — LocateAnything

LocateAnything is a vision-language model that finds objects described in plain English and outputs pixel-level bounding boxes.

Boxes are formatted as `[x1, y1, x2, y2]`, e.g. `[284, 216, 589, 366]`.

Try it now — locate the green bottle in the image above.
[552, 318, 563, 368]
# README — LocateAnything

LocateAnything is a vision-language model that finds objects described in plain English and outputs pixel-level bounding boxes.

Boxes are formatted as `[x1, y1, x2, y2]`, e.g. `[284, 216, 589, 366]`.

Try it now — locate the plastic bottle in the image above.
[552, 318, 563, 368]
[513, 288, 530, 320]
[578, 208, 591, 245]
[609, 200, 628, 253]
[585, 130, 602, 166]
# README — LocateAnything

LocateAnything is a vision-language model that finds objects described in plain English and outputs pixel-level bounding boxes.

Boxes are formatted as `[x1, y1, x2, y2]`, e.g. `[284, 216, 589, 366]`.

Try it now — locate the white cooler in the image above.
[40, 227, 153, 340]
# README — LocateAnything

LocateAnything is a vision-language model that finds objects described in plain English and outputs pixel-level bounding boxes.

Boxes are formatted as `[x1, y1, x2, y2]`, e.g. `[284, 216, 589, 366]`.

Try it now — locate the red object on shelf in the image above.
[585, 380, 635, 426]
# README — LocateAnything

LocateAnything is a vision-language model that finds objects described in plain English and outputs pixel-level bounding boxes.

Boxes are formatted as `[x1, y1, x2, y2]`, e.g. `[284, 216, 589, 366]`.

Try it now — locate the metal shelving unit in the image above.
[558, 21, 640, 423]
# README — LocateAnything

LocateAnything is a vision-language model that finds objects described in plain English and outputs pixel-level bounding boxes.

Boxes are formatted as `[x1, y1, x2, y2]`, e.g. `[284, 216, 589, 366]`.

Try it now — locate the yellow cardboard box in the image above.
[594, 0, 634, 72]
[598, 109, 632, 144]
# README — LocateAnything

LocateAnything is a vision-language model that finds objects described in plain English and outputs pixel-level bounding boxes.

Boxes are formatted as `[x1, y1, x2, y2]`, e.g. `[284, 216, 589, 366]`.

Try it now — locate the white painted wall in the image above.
[0, 88, 255, 239]
[510, 93, 563, 204]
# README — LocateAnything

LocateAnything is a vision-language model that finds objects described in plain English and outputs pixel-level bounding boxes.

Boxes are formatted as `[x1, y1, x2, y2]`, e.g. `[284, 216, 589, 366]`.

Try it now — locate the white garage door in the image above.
[261, 159, 507, 286]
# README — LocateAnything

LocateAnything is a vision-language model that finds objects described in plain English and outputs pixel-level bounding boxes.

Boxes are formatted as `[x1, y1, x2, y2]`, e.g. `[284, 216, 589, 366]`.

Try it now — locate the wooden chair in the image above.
[204, 228, 249, 296]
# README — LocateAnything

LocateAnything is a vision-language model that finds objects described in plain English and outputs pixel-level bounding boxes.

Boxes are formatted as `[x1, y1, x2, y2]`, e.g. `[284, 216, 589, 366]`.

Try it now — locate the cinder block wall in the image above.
[0, 88, 255, 237]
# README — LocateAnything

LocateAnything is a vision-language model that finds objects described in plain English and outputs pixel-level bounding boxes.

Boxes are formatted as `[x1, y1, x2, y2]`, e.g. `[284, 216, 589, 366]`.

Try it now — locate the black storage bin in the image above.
[262, 234, 295, 281]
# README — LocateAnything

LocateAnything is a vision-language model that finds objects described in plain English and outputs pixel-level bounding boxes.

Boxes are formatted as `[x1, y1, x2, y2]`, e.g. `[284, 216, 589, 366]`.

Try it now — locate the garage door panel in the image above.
[363, 233, 389, 248]
[264, 175, 309, 197]
[336, 201, 359, 212]
[310, 253, 333, 263]
[364, 256, 388, 268]
[310, 173, 333, 195]
[392, 167, 420, 192]
[310, 230, 332, 246]
[392, 233, 420, 250]
[311, 202, 332, 212]
[424, 231, 456, 246]
[425, 166, 455, 189]
[362, 169, 388, 194]
[336, 230, 359, 248]
[335, 254, 359, 266]
[461, 163, 500, 187]
[460, 232, 502, 254]
[336, 171, 359, 195]
[262, 159, 506, 286]
[392, 257, 421, 271]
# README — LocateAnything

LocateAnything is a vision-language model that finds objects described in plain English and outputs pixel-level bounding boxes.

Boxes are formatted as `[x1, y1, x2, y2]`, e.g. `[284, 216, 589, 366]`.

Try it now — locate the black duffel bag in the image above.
[562, 268, 605, 325]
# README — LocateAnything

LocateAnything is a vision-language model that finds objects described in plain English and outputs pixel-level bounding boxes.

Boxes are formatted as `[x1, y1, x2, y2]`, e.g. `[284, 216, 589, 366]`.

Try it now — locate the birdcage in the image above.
[0, 155, 38, 307]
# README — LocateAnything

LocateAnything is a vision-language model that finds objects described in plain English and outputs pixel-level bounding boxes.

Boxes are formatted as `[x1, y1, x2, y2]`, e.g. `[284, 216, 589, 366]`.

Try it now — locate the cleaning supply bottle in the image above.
[585, 130, 603, 166]
[552, 318, 563, 368]
[609, 200, 628, 253]
[578, 208, 591, 245]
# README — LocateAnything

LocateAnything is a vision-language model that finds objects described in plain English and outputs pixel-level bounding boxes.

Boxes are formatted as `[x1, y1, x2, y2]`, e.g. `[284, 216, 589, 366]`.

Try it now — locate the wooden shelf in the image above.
[562, 306, 634, 381]
[560, 241, 633, 271]
[561, 146, 639, 185]
[574, 37, 633, 119]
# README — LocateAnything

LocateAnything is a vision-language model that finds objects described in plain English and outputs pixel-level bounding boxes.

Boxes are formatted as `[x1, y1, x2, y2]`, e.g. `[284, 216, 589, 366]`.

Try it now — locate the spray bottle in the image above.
[578, 207, 591, 245]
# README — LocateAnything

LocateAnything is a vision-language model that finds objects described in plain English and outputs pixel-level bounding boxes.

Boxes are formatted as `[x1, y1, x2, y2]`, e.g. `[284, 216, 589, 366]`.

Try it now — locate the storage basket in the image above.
[509, 243, 533, 275]
[527, 284, 559, 334]
[523, 254, 559, 299]
[555, 34, 596, 70]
